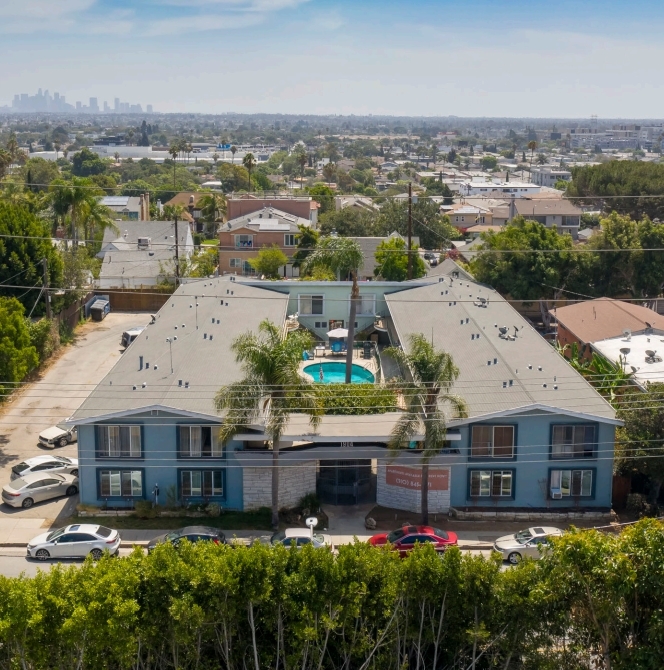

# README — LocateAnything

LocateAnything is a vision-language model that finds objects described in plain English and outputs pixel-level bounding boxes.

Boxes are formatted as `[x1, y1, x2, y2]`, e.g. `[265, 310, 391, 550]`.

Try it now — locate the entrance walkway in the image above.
[322, 503, 374, 543]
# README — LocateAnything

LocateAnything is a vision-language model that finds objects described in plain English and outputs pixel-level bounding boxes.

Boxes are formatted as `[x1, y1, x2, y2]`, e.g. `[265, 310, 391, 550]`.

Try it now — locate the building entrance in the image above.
[317, 459, 375, 505]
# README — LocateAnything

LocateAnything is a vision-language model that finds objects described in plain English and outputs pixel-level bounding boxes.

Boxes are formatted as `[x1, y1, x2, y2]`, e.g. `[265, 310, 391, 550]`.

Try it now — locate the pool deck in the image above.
[299, 352, 379, 382]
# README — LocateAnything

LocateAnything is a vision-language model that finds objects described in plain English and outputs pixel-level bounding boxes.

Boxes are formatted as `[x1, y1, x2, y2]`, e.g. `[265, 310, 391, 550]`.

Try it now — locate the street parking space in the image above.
[0, 312, 151, 523]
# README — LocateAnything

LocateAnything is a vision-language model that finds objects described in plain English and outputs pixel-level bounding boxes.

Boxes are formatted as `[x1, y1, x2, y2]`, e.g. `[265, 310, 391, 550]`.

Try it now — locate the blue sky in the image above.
[2, 0, 664, 117]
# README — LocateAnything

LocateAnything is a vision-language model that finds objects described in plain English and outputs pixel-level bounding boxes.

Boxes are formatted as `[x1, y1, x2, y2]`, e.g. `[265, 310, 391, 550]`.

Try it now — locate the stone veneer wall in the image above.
[243, 461, 317, 511]
[376, 465, 451, 514]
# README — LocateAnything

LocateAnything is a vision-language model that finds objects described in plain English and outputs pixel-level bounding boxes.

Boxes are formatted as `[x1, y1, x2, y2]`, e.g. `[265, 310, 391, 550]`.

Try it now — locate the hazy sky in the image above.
[3, 0, 664, 117]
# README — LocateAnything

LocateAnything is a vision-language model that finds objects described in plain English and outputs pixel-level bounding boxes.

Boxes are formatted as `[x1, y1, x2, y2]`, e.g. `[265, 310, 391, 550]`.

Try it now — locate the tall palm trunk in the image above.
[345, 272, 359, 384]
[421, 462, 429, 525]
[271, 437, 280, 530]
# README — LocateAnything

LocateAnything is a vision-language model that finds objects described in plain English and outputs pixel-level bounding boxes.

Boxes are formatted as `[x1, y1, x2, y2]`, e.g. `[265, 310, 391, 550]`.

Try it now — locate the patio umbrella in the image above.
[326, 328, 349, 338]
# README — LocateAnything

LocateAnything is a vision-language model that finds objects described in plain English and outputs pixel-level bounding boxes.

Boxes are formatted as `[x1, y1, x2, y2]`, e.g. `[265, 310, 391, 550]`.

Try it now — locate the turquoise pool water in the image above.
[303, 362, 375, 384]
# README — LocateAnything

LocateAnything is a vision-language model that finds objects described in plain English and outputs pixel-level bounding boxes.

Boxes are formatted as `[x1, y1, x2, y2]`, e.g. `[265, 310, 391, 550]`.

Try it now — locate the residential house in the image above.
[70, 262, 619, 519]
[530, 167, 572, 188]
[458, 181, 542, 197]
[164, 192, 206, 233]
[335, 195, 380, 214]
[218, 207, 311, 277]
[226, 195, 319, 226]
[100, 194, 150, 221]
[449, 203, 493, 231]
[513, 199, 583, 239]
[97, 221, 193, 289]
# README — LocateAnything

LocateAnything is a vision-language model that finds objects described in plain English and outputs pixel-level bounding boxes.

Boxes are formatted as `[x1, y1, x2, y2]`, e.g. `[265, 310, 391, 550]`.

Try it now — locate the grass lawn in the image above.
[201, 239, 219, 246]
[70, 508, 272, 531]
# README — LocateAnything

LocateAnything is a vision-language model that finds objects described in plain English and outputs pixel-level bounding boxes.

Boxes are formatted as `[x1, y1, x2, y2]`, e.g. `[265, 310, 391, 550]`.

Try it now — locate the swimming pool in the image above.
[303, 362, 375, 384]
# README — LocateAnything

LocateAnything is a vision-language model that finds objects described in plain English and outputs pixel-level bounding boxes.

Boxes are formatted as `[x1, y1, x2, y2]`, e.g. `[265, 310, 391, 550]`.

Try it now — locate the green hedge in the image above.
[2, 520, 664, 668]
[315, 382, 397, 415]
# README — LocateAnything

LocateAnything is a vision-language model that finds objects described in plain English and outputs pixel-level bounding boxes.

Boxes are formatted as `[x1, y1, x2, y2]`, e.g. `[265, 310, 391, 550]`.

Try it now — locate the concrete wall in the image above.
[243, 461, 316, 511]
[376, 465, 451, 513]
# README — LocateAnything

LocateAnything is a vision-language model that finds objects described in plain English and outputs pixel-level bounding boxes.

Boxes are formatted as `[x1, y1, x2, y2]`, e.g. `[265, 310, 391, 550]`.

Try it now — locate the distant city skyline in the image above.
[2, 1, 664, 116]
[4, 88, 154, 114]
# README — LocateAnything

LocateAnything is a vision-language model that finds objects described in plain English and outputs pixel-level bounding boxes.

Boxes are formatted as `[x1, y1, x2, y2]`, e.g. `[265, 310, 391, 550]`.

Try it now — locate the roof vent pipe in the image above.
[139, 356, 143, 370]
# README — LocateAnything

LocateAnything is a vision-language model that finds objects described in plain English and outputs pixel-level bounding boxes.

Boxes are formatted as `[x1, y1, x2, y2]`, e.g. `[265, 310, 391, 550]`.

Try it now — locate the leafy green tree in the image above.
[303, 237, 363, 384]
[470, 217, 584, 300]
[198, 192, 227, 237]
[616, 383, 664, 501]
[480, 155, 498, 171]
[0, 202, 63, 313]
[318, 207, 378, 237]
[20, 157, 59, 192]
[292, 223, 319, 269]
[0, 297, 39, 397]
[120, 179, 153, 197]
[307, 183, 334, 214]
[248, 245, 290, 278]
[386, 334, 467, 524]
[217, 162, 250, 193]
[71, 147, 107, 177]
[377, 199, 458, 250]
[215, 320, 321, 529]
[422, 178, 454, 204]
[374, 236, 426, 281]
[191, 246, 219, 277]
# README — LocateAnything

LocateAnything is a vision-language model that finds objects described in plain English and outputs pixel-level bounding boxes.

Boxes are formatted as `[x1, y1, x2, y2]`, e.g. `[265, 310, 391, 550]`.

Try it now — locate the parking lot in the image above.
[0, 312, 150, 528]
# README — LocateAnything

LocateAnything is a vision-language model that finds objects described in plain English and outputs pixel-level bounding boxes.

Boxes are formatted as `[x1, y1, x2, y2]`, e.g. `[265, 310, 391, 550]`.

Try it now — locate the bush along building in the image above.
[69, 260, 620, 520]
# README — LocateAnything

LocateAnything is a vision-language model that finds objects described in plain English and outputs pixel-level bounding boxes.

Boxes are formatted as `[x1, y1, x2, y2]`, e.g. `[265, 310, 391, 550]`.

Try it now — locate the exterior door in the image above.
[317, 459, 375, 505]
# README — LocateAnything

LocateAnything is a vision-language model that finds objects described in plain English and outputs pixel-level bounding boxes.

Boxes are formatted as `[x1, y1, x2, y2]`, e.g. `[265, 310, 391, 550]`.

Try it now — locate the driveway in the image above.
[0, 312, 150, 527]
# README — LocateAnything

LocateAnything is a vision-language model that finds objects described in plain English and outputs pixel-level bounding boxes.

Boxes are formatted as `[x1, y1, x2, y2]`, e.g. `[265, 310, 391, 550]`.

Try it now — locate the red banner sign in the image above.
[385, 466, 449, 491]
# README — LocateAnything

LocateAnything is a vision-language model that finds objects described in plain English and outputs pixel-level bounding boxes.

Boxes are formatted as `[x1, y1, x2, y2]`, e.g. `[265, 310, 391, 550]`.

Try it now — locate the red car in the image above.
[369, 525, 458, 557]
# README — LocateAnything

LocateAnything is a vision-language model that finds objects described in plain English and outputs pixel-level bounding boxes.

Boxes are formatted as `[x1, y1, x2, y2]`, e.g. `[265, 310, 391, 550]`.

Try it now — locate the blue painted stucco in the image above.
[78, 414, 245, 510]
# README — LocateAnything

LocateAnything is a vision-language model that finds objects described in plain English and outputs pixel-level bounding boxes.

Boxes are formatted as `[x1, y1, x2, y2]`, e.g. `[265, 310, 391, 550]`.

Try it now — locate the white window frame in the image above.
[229, 258, 242, 269]
[470, 470, 513, 497]
[550, 469, 593, 497]
[284, 234, 296, 247]
[298, 294, 324, 316]
[181, 470, 224, 497]
[97, 425, 141, 458]
[100, 469, 142, 497]
[234, 234, 253, 248]
[179, 426, 224, 458]
[470, 425, 515, 458]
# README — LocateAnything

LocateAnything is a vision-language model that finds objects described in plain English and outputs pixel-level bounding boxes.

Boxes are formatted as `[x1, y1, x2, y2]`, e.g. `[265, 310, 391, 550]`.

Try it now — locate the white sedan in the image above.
[27, 524, 121, 561]
[268, 528, 334, 550]
[11, 455, 78, 481]
[493, 526, 563, 564]
[38, 425, 77, 449]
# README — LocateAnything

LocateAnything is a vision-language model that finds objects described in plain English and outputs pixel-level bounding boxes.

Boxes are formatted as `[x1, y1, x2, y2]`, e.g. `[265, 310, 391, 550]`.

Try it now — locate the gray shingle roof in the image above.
[71, 278, 289, 421]
[385, 264, 617, 423]
[224, 207, 309, 233]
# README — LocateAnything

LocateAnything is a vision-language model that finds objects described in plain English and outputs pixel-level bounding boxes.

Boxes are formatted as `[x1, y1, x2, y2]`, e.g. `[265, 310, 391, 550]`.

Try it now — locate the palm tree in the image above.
[386, 334, 468, 524]
[242, 152, 256, 191]
[527, 140, 538, 168]
[54, 142, 60, 160]
[303, 237, 364, 384]
[297, 152, 307, 190]
[230, 145, 237, 164]
[169, 144, 179, 189]
[49, 177, 105, 245]
[113, 151, 120, 164]
[199, 192, 227, 237]
[212, 152, 219, 167]
[215, 320, 321, 529]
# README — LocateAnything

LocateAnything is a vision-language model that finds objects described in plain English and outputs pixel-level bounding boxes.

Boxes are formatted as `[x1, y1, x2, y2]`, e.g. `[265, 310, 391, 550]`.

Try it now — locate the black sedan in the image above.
[147, 526, 226, 552]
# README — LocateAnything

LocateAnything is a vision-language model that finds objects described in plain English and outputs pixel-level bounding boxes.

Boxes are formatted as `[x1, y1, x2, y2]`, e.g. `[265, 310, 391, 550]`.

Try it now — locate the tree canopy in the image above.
[374, 236, 426, 281]
[248, 245, 290, 278]
[0, 297, 39, 397]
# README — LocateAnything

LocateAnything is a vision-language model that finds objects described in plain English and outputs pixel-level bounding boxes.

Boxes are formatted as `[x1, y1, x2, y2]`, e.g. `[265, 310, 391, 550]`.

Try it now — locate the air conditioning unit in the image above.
[550, 488, 562, 500]
[137, 237, 151, 248]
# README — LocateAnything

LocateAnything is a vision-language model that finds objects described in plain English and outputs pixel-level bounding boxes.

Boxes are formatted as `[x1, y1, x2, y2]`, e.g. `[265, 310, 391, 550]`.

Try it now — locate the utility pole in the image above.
[41, 258, 51, 319]
[174, 214, 180, 286]
[407, 181, 413, 280]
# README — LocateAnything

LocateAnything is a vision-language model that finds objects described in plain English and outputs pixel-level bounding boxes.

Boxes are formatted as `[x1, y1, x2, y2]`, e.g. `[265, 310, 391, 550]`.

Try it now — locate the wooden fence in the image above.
[94, 287, 173, 312]
[53, 291, 95, 332]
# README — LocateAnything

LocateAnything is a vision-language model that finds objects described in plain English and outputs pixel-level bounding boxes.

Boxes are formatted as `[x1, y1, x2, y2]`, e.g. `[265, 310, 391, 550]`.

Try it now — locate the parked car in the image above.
[11, 455, 78, 481]
[423, 252, 435, 260]
[27, 524, 120, 561]
[121, 327, 145, 348]
[493, 526, 563, 564]
[369, 525, 458, 557]
[38, 424, 77, 448]
[268, 528, 334, 550]
[147, 526, 226, 553]
[2, 472, 78, 509]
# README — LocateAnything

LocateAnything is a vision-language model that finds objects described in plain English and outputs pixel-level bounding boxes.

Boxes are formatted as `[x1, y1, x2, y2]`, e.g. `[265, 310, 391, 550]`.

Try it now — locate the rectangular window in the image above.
[551, 425, 595, 459]
[234, 234, 253, 248]
[97, 425, 141, 458]
[181, 470, 223, 497]
[229, 258, 242, 268]
[284, 234, 296, 246]
[470, 470, 513, 497]
[179, 426, 223, 458]
[550, 469, 593, 497]
[299, 295, 324, 315]
[470, 425, 514, 458]
[99, 470, 143, 497]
